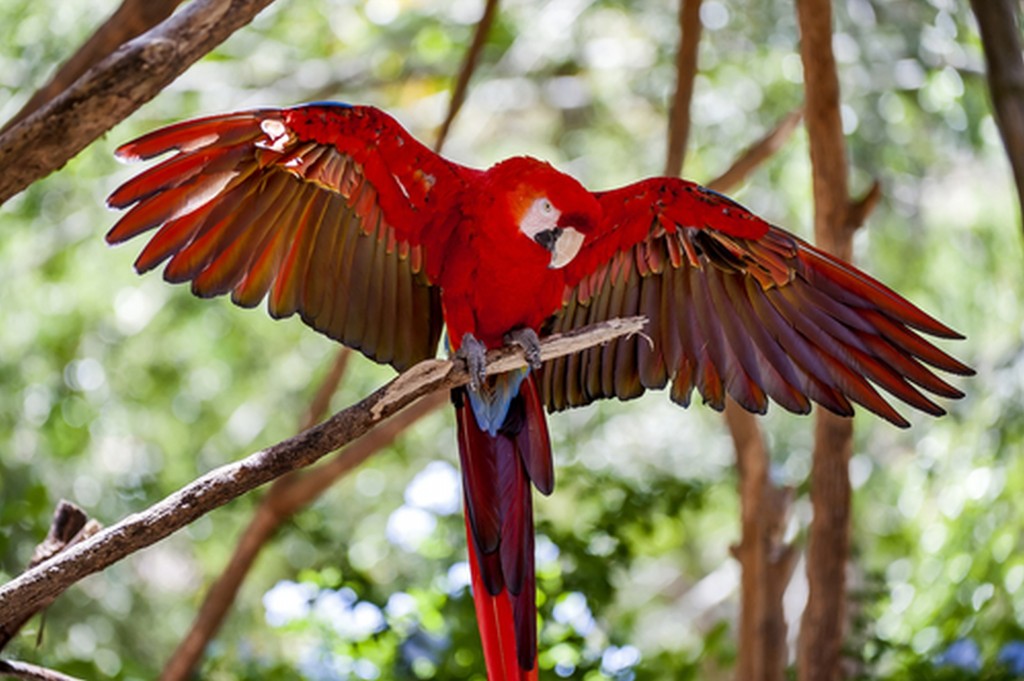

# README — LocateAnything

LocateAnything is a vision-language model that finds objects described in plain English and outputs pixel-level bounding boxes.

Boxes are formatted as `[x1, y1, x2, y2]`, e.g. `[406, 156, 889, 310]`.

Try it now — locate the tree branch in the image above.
[0, 502, 101, 652]
[158, 392, 445, 681]
[970, 0, 1024, 234]
[433, 0, 500, 153]
[297, 349, 353, 431]
[662, 6, 803, 679]
[0, 0, 278, 207]
[0, 317, 645, 633]
[706, 109, 803, 192]
[0, 0, 185, 134]
[726, 400, 798, 681]
[664, 0, 703, 177]
[0, 660, 83, 681]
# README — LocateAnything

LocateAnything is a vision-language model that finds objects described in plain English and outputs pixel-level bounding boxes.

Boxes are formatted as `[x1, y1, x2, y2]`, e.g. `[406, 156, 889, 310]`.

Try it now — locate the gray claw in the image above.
[455, 333, 488, 393]
[505, 327, 543, 371]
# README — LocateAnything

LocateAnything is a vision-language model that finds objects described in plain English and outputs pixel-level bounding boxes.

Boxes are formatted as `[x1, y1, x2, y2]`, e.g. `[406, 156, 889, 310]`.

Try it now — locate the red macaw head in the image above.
[488, 157, 602, 270]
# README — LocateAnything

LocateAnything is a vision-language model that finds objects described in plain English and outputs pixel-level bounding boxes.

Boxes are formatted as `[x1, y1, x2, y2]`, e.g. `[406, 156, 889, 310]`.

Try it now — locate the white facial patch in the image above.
[518, 197, 560, 240]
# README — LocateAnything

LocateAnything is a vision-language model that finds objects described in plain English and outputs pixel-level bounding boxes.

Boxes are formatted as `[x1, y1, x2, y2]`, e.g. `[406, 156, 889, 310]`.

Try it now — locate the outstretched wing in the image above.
[541, 178, 973, 427]
[107, 103, 469, 371]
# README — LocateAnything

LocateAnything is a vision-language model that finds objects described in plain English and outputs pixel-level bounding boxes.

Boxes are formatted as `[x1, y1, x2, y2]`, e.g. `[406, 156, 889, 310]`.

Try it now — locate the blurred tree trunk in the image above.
[665, 2, 799, 677]
[970, 0, 1024, 234]
[705, 110, 803, 681]
[795, 0, 856, 679]
[726, 402, 797, 681]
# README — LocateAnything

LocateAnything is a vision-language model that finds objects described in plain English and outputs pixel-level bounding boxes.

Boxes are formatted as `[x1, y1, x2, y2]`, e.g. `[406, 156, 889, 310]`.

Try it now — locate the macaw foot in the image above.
[456, 333, 488, 393]
[505, 327, 543, 371]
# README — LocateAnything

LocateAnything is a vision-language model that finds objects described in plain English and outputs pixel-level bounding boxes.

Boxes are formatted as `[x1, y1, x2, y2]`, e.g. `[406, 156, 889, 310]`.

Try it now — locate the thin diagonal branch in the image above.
[0, 0, 278, 207]
[0, 0, 185, 134]
[298, 349, 353, 431]
[707, 109, 803, 192]
[0, 317, 645, 634]
[434, 0, 500, 152]
[158, 392, 445, 681]
[0, 659, 83, 681]
[664, 0, 703, 177]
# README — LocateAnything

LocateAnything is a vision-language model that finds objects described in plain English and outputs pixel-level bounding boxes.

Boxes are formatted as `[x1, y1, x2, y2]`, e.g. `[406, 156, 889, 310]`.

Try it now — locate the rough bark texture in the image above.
[0, 502, 101, 654]
[0, 0, 185, 134]
[970, 0, 1024, 234]
[0, 317, 644, 631]
[0, 0, 278, 207]
[0, 659, 84, 681]
[795, 0, 855, 679]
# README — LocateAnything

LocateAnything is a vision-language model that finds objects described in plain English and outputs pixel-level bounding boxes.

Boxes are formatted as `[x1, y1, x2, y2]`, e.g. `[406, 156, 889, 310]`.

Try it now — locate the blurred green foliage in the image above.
[0, 0, 1020, 679]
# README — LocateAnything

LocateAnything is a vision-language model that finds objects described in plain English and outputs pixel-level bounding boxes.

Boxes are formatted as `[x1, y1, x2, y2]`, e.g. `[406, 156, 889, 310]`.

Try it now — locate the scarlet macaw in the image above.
[106, 103, 971, 680]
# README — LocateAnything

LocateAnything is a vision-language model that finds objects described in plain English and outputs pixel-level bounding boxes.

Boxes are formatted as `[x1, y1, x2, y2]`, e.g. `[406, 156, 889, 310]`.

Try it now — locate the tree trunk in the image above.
[795, 0, 856, 679]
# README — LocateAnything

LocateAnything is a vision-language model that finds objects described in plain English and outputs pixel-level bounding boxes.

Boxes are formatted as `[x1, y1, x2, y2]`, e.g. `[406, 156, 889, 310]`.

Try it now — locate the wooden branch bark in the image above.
[0, 317, 645, 633]
[0, 659, 83, 681]
[970, 0, 1024, 234]
[0, 502, 101, 653]
[0, 0, 279, 207]
[706, 108, 803, 681]
[0, 0, 186, 134]
[664, 0, 703, 177]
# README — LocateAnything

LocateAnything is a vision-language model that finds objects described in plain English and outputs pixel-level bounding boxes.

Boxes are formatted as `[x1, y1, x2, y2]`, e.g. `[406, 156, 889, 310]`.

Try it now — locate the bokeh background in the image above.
[1, 0, 1021, 679]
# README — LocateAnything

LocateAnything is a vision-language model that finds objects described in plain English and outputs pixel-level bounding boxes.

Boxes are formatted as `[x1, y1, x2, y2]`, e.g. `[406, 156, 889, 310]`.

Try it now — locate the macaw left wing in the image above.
[107, 104, 468, 371]
[541, 178, 973, 426]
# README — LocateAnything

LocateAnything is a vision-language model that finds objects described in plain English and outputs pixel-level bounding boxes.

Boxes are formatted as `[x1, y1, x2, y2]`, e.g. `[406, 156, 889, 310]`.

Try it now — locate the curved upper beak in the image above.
[534, 226, 585, 269]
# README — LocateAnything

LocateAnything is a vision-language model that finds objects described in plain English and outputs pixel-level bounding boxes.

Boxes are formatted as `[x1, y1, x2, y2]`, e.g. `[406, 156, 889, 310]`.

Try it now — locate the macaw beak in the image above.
[535, 225, 585, 269]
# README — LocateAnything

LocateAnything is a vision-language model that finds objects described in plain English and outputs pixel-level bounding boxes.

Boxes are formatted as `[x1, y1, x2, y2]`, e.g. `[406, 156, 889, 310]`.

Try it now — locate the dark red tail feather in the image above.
[453, 373, 552, 680]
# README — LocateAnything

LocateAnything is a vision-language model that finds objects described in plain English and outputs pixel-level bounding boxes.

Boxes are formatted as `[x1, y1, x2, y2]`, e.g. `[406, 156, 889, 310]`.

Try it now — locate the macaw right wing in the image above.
[542, 177, 973, 426]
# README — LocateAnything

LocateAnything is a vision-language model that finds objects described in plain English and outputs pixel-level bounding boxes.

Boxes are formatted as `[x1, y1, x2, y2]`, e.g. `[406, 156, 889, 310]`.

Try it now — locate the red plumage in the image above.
[106, 102, 972, 680]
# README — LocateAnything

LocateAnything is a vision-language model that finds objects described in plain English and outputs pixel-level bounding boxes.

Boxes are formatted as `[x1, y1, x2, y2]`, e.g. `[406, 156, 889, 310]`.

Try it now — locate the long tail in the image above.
[454, 372, 553, 681]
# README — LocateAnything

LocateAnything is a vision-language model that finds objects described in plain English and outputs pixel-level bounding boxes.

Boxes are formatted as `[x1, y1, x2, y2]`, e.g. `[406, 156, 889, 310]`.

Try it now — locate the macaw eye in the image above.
[541, 199, 553, 214]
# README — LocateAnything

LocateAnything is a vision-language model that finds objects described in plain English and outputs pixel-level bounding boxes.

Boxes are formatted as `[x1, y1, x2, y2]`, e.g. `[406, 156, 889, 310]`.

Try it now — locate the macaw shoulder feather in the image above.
[107, 103, 472, 371]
